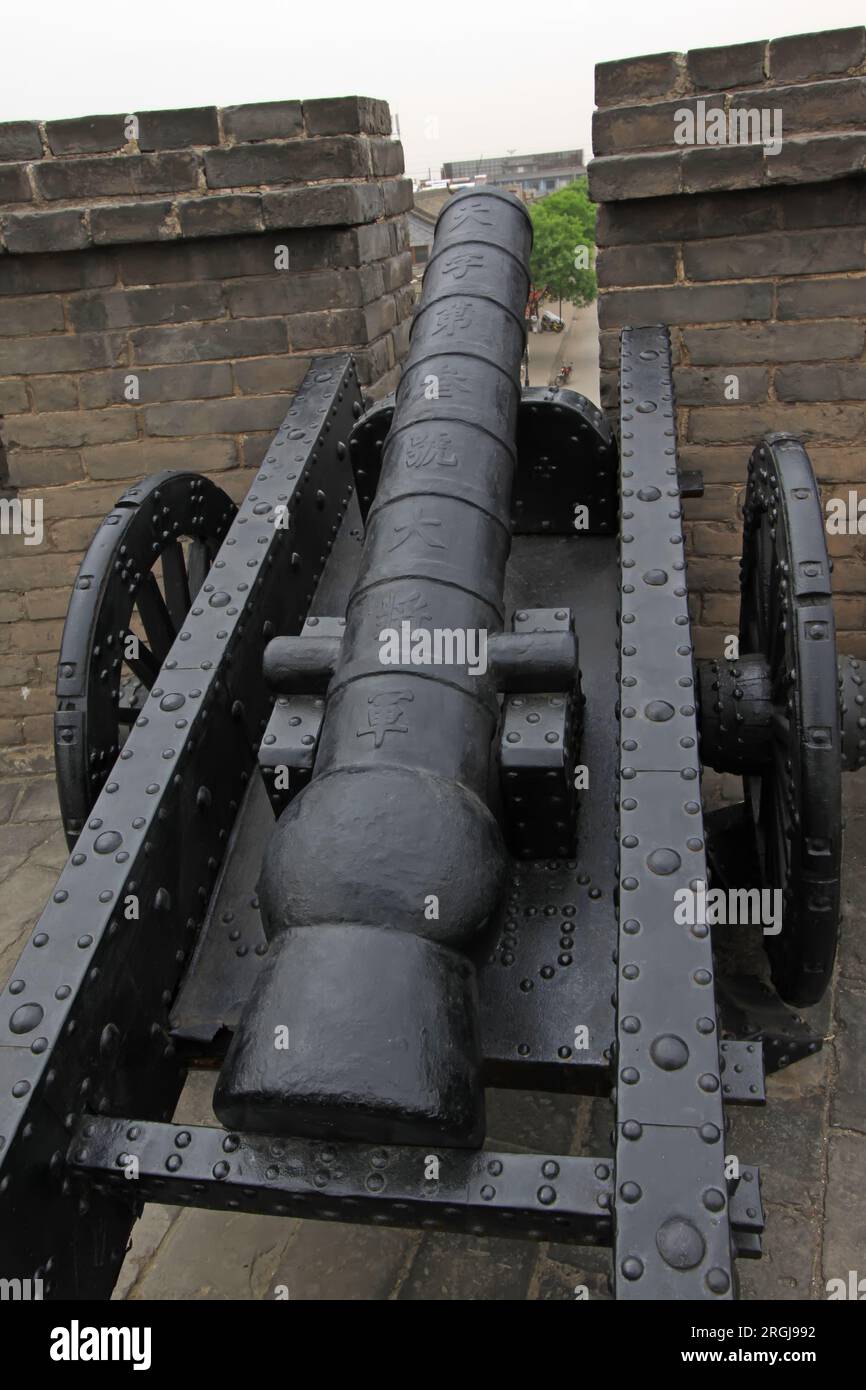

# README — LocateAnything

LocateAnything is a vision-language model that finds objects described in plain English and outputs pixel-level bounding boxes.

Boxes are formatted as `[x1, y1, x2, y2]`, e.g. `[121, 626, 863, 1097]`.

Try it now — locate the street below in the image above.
[526, 301, 600, 402]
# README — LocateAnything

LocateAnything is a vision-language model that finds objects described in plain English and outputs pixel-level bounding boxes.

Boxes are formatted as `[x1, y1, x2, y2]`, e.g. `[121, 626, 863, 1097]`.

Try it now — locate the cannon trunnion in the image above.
[1, 184, 862, 1301]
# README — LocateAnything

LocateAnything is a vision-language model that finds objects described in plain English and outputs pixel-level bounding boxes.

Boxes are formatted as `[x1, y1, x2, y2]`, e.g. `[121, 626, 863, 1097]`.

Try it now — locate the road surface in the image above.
[526, 301, 600, 403]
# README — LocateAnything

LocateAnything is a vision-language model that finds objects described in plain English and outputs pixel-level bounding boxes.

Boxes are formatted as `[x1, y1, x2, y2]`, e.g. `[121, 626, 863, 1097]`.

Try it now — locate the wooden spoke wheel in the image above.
[54, 471, 236, 848]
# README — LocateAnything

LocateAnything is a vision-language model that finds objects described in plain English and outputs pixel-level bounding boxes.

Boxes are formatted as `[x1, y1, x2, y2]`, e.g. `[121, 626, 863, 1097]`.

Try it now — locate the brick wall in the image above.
[0, 96, 414, 755]
[588, 26, 866, 658]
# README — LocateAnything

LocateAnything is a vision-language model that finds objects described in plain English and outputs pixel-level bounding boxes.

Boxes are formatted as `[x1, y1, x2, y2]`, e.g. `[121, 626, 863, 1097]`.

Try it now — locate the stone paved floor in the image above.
[1, 740, 864, 1300]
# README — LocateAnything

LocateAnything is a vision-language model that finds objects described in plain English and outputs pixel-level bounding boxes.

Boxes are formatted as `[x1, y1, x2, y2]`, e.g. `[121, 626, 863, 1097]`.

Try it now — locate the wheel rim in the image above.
[739, 434, 842, 1006]
[54, 471, 236, 847]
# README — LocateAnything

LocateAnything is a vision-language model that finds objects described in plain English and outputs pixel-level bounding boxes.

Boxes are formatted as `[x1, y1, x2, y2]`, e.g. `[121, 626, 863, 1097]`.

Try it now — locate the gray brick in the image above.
[352, 336, 392, 385]
[394, 282, 416, 321]
[688, 403, 865, 444]
[178, 194, 263, 238]
[776, 363, 866, 402]
[683, 320, 865, 364]
[356, 221, 392, 263]
[684, 228, 865, 280]
[782, 177, 866, 230]
[681, 144, 765, 194]
[369, 137, 404, 177]
[116, 235, 273, 287]
[593, 98, 701, 157]
[0, 121, 42, 161]
[90, 200, 175, 245]
[778, 276, 866, 319]
[363, 296, 397, 339]
[597, 189, 780, 247]
[687, 40, 766, 91]
[673, 365, 768, 405]
[287, 307, 366, 350]
[83, 435, 237, 480]
[770, 26, 866, 84]
[0, 379, 28, 413]
[381, 250, 413, 292]
[679, 445, 756, 484]
[224, 267, 365, 317]
[137, 106, 220, 150]
[6, 450, 84, 487]
[733, 76, 866, 140]
[382, 178, 414, 216]
[596, 243, 677, 288]
[588, 151, 681, 202]
[0, 250, 114, 297]
[3, 209, 88, 254]
[0, 332, 126, 376]
[33, 152, 199, 201]
[204, 136, 369, 188]
[116, 228, 360, 287]
[80, 361, 233, 409]
[598, 280, 773, 330]
[130, 317, 286, 365]
[68, 282, 224, 332]
[392, 318, 410, 362]
[390, 216, 409, 254]
[355, 262, 383, 305]
[0, 164, 32, 204]
[767, 132, 866, 186]
[0, 295, 64, 337]
[45, 114, 128, 155]
[144, 394, 289, 437]
[595, 51, 684, 107]
[599, 330, 620, 370]
[222, 102, 303, 143]
[233, 355, 311, 395]
[262, 182, 383, 228]
[302, 96, 391, 137]
[6, 408, 136, 449]
[240, 432, 273, 469]
[28, 377, 78, 411]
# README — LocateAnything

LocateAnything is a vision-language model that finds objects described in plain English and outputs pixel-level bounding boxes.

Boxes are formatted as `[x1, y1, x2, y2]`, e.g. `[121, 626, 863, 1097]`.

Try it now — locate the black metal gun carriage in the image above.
[1, 187, 863, 1300]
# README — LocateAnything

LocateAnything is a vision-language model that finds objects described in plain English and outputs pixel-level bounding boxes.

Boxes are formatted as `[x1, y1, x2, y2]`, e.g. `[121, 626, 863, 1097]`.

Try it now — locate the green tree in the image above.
[528, 178, 597, 310]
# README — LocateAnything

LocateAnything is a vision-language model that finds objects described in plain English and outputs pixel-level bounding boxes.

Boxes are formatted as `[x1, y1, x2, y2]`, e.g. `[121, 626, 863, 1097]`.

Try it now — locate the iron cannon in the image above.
[1, 185, 863, 1301]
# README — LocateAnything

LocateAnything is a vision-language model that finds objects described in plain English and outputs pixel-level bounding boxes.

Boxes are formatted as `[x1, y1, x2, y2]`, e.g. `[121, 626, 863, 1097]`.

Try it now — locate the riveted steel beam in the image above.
[68, 1114, 614, 1245]
[613, 326, 733, 1301]
[0, 358, 359, 1298]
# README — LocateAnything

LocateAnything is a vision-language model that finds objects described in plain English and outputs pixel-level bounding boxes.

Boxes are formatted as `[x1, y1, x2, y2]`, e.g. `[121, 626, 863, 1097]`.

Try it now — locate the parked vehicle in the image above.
[540, 309, 564, 332]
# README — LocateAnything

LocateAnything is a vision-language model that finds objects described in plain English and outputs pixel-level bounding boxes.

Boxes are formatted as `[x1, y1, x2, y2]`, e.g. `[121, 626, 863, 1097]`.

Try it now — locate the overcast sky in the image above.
[3, 1, 864, 181]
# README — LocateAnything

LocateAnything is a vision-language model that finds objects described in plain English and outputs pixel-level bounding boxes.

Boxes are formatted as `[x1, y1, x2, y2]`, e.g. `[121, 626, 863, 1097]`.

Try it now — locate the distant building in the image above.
[440, 150, 585, 199]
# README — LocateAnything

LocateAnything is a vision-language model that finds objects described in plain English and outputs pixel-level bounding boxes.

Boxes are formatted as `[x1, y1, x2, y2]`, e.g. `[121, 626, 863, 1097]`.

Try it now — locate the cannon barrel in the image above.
[215, 187, 533, 1145]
